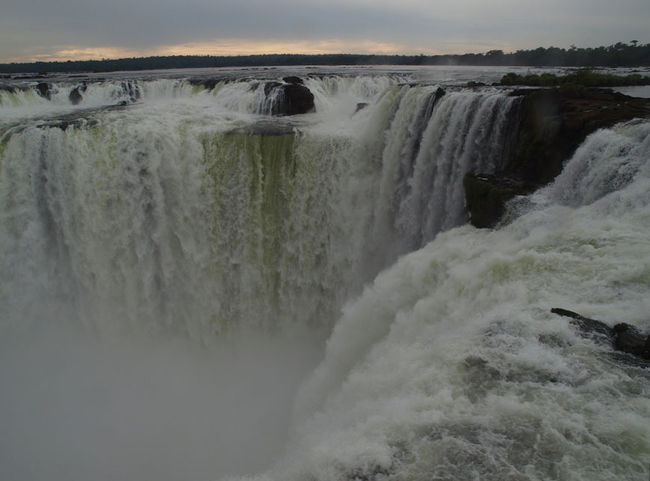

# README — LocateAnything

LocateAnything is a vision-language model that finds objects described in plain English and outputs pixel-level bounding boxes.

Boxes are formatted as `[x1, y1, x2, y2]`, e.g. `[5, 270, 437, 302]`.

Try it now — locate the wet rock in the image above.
[505, 88, 650, 185]
[120, 81, 140, 102]
[188, 78, 222, 90]
[465, 88, 650, 228]
[36, 82, 51, 100]
[282, 76, 304, 84]
[551, 308, 650, 363]
[355, 102, 368, 113]
[613, 323, 649, 358]
[263, 81, 283, 97]
[69, 87, 83, 105]
[463, 174, 536, 228]
[551, 308, 614, 342]
[264, 82, 315, 116]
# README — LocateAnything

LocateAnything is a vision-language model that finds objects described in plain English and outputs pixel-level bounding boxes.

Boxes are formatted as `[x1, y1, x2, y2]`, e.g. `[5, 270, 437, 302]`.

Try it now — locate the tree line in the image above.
[1, 42, 649, 74]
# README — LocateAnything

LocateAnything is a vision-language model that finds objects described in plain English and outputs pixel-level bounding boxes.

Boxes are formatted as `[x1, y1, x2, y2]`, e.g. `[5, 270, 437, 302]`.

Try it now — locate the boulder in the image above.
[551, 308, 614, 341]
[551, 308, 650, 363]
[613, 323, 649, 358]
[264, 82, 315, 116]
[69, 87, 83, 105]
[36, 82, 51, 100]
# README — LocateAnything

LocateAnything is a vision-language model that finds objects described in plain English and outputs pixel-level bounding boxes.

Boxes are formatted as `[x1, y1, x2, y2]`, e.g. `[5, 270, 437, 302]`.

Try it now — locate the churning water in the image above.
[1, 68, 648, 481]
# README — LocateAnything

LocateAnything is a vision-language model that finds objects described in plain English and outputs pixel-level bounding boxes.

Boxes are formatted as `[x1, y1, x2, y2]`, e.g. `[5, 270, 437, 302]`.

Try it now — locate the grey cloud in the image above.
[1, 0, 649, 61]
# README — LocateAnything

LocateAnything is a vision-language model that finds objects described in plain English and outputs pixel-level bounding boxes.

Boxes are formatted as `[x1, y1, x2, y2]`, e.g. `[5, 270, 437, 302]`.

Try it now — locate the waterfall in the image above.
[0, 79, 517, 339]
[286, 119, 650, 481]
[1, 71, 647, 481]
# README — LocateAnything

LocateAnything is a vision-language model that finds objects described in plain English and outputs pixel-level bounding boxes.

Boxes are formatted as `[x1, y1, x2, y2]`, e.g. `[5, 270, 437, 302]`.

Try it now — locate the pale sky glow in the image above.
[1, 0, 649, 63]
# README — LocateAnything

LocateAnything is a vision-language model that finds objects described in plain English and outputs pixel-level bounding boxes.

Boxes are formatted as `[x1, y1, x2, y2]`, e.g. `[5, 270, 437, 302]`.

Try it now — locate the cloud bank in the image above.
[1, 0, 649, 62]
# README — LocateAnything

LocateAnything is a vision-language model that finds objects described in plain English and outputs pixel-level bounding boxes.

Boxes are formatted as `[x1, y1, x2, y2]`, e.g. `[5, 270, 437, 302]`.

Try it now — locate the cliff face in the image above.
[464, 88, 650, 228]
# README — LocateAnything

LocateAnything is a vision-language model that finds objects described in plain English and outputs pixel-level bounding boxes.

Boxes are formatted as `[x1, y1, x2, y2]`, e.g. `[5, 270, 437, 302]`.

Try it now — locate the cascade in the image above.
[1, 71, 648, 481]
[0, 78, 517, 337]
[285, 118, 650, 481]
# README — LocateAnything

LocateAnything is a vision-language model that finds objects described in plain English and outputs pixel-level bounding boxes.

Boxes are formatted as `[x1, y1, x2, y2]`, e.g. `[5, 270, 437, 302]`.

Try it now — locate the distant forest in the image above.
[1, 42, 649, 74]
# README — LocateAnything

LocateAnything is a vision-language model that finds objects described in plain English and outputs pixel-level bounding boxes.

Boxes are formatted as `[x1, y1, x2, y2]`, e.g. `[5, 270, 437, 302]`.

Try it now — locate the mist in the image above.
[0, 325, 321, 480]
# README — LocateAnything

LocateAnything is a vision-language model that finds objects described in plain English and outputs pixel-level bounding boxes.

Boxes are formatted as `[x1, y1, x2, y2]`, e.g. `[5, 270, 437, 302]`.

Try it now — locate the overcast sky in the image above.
[1, 0, 649, 62]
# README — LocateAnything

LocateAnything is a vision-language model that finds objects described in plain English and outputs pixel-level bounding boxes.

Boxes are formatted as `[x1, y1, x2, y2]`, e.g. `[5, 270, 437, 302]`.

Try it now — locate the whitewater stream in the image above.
[1, 67, 648, 481]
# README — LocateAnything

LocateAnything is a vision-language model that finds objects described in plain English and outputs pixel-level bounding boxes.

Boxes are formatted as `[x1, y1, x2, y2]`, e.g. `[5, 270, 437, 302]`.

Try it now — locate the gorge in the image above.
[1, 67, 649, 481]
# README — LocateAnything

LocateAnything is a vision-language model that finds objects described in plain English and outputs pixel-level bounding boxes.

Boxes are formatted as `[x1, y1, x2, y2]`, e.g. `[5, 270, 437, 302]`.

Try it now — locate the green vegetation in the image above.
[1, 42, 650, 74]
[500, 69, 650, 87]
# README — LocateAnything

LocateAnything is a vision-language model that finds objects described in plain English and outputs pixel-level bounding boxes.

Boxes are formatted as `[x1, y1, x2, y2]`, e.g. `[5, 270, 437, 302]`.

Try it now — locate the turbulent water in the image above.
[1, 68, 648, 481]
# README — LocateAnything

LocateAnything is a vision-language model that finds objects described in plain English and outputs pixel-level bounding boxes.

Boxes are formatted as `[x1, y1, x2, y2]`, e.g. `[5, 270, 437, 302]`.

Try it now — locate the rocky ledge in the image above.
[551, 308, 649, 366]
[464, 87, 650, 228]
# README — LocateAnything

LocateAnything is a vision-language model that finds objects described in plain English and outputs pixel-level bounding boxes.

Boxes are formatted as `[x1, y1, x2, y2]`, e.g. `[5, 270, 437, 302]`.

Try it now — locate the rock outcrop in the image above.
[264, 79, 315, 116]
[36, 82, 51, 100]
[463, 174, 536, 229]
[551, 308, 650, 364]
[188, 78, 222, 91]
[282, 76, 304, 85]
[68, 83, 87, 105]
[464, 88, 650, 228]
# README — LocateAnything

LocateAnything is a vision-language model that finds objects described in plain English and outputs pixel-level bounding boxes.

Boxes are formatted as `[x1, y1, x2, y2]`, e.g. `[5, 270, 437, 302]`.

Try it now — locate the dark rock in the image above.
[263, 81, 283, 97]
[264, 82, 315, 116]
[188, 78, 221, 91]
[69, 87, 83, 105]
[613, 323, 649, 359]
[506, 88, 650, 185]
[355, 102, 368, 113]
[551, 308, 650, 364]
[280, 83, 315, 115]
[465, 88, 650, 228]
[36, 82, 51, 100]
[551, 308, 614, 342]
[120, 81, 140, 102]
[282, 76, 304, 84]
[463, 174, 536, 228]
[427, 87, 446, 117]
